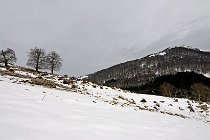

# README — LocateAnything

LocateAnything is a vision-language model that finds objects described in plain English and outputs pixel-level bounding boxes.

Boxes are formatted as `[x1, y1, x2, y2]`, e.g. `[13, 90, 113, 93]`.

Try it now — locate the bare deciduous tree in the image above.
[191, 83, 210, 102]
[45, 51, 62, 74]
[0, 48, 17, 68]
[160, 82, 175, 97]
[27, 47, 46, 72]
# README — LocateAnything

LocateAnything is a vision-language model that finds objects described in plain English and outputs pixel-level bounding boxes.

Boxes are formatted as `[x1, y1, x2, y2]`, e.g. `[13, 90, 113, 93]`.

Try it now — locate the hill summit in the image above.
[87, 46, 210, 88]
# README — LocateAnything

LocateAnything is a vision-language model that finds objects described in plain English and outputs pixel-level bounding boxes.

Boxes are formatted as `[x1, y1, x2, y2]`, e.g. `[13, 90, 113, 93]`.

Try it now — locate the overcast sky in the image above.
[0, 0, 210, 76]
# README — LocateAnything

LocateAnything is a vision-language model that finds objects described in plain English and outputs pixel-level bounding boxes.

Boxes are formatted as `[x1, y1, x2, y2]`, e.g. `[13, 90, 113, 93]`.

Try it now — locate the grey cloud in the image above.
[0, 0, 210, 76]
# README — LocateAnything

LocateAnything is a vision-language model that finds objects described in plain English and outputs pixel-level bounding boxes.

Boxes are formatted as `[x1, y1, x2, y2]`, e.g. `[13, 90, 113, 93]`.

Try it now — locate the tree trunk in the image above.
[51, 62, 54, 74]
[51, 66, 54, 74]
[51, 58, 55, 74]
[35, 51, 41, 72]
[35, 60, 39, 72]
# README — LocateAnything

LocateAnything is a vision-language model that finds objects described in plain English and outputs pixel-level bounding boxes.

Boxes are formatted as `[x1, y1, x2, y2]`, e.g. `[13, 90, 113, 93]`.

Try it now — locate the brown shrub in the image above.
[0, 70, 30, 79]
[30, 78, 60, 88]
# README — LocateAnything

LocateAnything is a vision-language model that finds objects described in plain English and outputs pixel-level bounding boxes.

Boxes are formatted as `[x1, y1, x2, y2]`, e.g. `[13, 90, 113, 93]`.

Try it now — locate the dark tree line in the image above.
[0, 47, 63, 74]
[124, 72, 210, 102]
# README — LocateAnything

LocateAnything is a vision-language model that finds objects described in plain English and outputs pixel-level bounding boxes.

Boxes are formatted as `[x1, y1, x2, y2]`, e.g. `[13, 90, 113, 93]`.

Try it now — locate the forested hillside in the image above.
[87, 46, 210, 88]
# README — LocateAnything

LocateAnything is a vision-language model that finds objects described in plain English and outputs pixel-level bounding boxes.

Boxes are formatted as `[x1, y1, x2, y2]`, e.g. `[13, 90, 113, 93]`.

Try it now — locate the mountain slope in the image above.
[0, 70, 210, 140]
[87, 46, 210, 88]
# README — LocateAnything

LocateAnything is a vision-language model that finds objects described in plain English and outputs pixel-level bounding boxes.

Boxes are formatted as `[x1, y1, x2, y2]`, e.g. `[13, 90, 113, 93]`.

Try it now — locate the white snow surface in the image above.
[158, 52, 166, 55]
[203, 73, 210, 78]
[149, 51, 166, 57]
[0, 67, 7, 71]
[14, 70, 37, 78]
[78, 75, 89, 80]
[0, 73, 210, 140]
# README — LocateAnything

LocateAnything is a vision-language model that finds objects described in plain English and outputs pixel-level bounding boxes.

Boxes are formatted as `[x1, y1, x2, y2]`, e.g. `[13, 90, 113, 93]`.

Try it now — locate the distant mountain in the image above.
[87, 46, 210, 88]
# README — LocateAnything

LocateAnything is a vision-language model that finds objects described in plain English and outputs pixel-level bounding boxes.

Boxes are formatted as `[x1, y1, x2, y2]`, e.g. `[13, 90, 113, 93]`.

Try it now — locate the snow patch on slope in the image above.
[203, 73, 210, 78]
[15, 70, 37, 78]
[149, 52, 166, 57]
[0, 67, 7, 71]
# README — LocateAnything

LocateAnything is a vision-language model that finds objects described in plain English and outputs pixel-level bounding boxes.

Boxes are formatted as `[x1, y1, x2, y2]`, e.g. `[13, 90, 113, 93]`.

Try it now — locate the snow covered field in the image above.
[0, 74, 210, 140]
